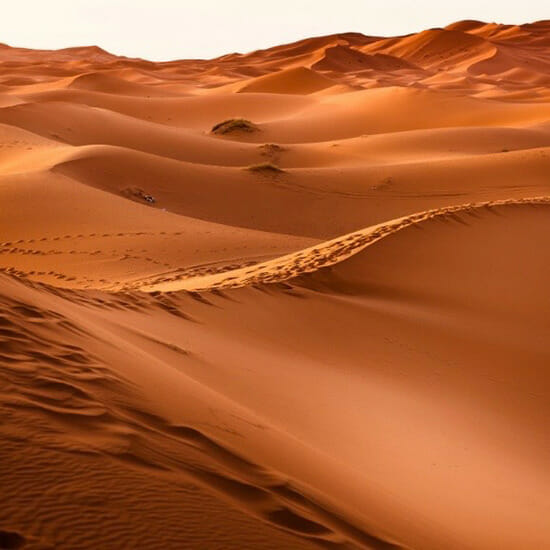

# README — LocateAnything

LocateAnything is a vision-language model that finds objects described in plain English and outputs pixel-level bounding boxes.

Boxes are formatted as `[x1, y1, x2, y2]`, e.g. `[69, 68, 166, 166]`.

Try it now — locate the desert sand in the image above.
[1, 20, 550, 550]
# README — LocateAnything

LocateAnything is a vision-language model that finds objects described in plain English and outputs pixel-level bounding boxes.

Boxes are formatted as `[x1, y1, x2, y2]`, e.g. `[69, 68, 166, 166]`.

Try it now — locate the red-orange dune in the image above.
[1, 20, 549, 550]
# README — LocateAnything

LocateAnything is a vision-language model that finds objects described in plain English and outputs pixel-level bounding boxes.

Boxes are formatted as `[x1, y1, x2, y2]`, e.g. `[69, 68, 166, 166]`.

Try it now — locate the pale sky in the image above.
[3, 0, 549, 61]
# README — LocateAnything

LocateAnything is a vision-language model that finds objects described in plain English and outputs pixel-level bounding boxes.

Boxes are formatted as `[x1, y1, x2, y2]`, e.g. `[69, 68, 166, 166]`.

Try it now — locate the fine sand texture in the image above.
[1, 21, 550, 550]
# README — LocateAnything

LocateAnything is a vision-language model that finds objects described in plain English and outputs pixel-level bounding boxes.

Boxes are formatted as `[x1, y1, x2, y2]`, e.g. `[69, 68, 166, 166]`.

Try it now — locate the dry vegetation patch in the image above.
[211, 118, 259, 135]
[245, 162, 285, 174]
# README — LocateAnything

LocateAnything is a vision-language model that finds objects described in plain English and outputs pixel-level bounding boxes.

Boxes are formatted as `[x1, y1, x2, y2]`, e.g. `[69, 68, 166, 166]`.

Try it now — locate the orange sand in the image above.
[1, 20, 549, 550]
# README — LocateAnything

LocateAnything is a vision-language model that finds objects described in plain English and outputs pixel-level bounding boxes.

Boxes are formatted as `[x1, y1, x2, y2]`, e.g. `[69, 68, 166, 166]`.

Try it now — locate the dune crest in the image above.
[237, 66, 338, 94]
[136, 197, 550, 292]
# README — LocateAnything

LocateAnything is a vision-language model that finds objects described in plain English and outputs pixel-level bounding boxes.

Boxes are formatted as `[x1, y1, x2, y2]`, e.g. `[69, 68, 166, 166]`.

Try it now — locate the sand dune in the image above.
[18, 87, 314, 129]
[67, 71, 180, 96]
[237, 66, 338, 94]
[313, 45, 418, 73]
[1, 20, 550, 550]
[362, 28, 495, 70]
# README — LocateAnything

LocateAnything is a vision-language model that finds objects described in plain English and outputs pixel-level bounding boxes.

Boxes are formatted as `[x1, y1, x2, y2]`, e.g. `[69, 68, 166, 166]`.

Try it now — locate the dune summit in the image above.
[1, 19, 550, 550]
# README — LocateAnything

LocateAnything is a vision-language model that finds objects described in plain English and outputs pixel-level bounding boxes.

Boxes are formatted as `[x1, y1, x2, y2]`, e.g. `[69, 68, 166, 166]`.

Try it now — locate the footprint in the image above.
[0, 530, 26, 549]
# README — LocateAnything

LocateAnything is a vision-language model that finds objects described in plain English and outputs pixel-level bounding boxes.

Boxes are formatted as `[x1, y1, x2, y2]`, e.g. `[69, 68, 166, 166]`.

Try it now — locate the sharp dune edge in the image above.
[1, 20, 550, 550]
[136, 196, 550, 292]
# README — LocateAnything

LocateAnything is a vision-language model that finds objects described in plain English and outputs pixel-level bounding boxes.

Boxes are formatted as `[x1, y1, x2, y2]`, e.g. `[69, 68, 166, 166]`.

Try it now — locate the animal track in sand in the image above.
[138, 196, 550, 293]
[120, 258, 263, 292]
[0, 530, 26, 549]
[0, 230, 194, 249]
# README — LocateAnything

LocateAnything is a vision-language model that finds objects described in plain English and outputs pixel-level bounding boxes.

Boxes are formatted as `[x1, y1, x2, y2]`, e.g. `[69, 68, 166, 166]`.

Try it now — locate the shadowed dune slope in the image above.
[237, 66, 338, 94]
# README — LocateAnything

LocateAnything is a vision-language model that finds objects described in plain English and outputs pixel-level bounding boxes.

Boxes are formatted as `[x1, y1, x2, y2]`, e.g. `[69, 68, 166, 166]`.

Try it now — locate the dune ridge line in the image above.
[136, 196, 550, 293]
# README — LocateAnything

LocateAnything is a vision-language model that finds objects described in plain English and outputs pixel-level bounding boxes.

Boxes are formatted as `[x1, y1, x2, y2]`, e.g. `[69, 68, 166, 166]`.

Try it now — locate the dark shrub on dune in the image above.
[211, 118, 259, 134]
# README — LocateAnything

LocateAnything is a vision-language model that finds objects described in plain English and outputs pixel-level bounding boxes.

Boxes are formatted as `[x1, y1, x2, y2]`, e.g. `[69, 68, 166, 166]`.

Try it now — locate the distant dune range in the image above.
[1, 20, 549, 550]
